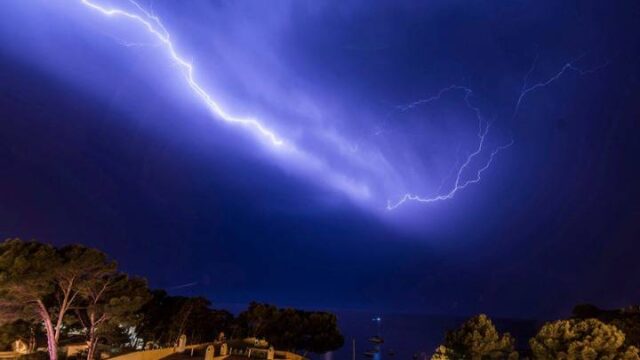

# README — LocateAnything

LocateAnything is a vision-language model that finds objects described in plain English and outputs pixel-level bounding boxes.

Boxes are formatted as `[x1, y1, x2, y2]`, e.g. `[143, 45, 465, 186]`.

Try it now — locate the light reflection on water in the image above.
[320, 311, 537, 360]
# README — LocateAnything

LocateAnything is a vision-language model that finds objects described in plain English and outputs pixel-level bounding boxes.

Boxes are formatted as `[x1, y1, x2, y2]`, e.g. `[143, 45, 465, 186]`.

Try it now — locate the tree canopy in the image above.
[0, 239, 68, 360]
[236, 302, 344, 355]
[0, 239, 149, 360]
[573, 304, 640, 349]
[75, 272, 149, 360]
[0, 239, 345, 359]
[431, 314, 518, 360]
[136, 290, 233, 347]
[0, 320, 39, 352]
[529, 318, 640, 360]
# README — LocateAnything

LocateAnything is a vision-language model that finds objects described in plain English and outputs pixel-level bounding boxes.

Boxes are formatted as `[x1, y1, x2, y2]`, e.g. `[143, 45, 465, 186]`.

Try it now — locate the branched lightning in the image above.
[387, 85, 513, 210]
[387, 55, 607, 210]
[75, 0, 607, 212]
[512, 54, 610, 120]
[79, 0, 285, 147]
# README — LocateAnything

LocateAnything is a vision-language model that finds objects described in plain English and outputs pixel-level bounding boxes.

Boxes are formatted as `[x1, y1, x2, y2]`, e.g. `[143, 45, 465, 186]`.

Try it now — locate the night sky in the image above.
[1, 0, 639, 321]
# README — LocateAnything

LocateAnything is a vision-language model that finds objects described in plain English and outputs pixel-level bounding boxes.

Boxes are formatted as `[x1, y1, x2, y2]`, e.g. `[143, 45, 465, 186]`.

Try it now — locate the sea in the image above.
[320, 311, 540, 360]
[219, 303, 540, 360]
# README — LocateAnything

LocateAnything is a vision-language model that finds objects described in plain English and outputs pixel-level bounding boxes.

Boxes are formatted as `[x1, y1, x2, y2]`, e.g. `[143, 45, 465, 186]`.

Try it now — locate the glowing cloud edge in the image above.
[77, 0, 607, 212]
[80, 0, 285, 147]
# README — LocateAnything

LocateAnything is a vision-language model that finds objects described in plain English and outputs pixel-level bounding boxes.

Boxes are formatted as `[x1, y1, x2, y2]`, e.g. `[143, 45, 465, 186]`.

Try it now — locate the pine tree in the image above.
[529, 318, 640, 360]
[431, 314, 518, 360]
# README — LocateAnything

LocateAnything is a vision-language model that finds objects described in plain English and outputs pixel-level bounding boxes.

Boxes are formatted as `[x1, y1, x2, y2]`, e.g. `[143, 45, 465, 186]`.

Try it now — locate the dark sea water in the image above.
[319, 311, 540, 360]
[218, 303, 541, 360]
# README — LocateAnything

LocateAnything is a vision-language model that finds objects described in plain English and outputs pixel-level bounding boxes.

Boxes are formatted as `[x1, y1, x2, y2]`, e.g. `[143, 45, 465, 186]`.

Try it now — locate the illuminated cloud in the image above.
[0, 0, 607, 218]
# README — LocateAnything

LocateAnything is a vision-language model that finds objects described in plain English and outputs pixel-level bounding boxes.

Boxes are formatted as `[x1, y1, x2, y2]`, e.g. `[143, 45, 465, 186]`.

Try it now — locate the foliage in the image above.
[573, 304, 640, 348]
[236, 302, 344, 355]
[178, 300, 233, 344]
[431, 314, 518, 360]
[0, 239, 343, 358]
[0, 239, 149, 360]
[0, 320, 38, 351]
[235, 302, 279, 339]
[136, 290, 233, 346]
[0, 239, 66, 360]
[297, 311, 344, 354]
[75, 269, 149, 360]
[134, 290, 172, 345]
[529, 318, 640, 359]
[0, 239, 59, 323]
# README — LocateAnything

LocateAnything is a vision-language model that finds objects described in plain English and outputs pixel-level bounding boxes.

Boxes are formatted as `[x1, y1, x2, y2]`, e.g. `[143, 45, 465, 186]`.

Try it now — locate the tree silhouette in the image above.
[530, 318, 640, 359]
[431, 314, 518, 360]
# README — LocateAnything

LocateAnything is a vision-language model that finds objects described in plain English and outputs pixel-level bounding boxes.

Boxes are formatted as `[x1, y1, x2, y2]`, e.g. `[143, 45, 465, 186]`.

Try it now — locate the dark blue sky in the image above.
[1, 0, 639, 320]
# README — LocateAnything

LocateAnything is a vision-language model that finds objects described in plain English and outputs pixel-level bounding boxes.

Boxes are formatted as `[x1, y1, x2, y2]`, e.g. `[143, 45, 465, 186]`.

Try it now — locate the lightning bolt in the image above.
[386, 85, 513, 210]
[512, 54, 610, 120]
[387, 55, 607, 210]
[79, 0, 285, 147]
[77, 0, 376, 205]
[75, 0, 607, 212]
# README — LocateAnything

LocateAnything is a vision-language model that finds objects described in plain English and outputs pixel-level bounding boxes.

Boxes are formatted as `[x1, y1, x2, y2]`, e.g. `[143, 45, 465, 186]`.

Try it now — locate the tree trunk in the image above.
[55, 279, 78, 343]
[37, 300, 58, 360]
[86, 333, 98, 360]
[28, 326, 36, 353]
[86, 311, 98, 360]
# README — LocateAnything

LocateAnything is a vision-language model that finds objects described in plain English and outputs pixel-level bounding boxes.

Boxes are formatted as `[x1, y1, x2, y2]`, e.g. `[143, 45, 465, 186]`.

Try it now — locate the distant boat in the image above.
[368, 336, 384, 344]
[363, 349, 378, 358]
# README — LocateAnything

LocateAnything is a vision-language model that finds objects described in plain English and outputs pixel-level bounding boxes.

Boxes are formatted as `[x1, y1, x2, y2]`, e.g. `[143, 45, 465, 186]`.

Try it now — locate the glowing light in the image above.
[387, 86, 513, 210]
[80, 0, 285, 147]
[512, 54, 610, 120]
[387, 55, 607, 210]
[75, 0, 607, 212]
[79, 0, 375, 204]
